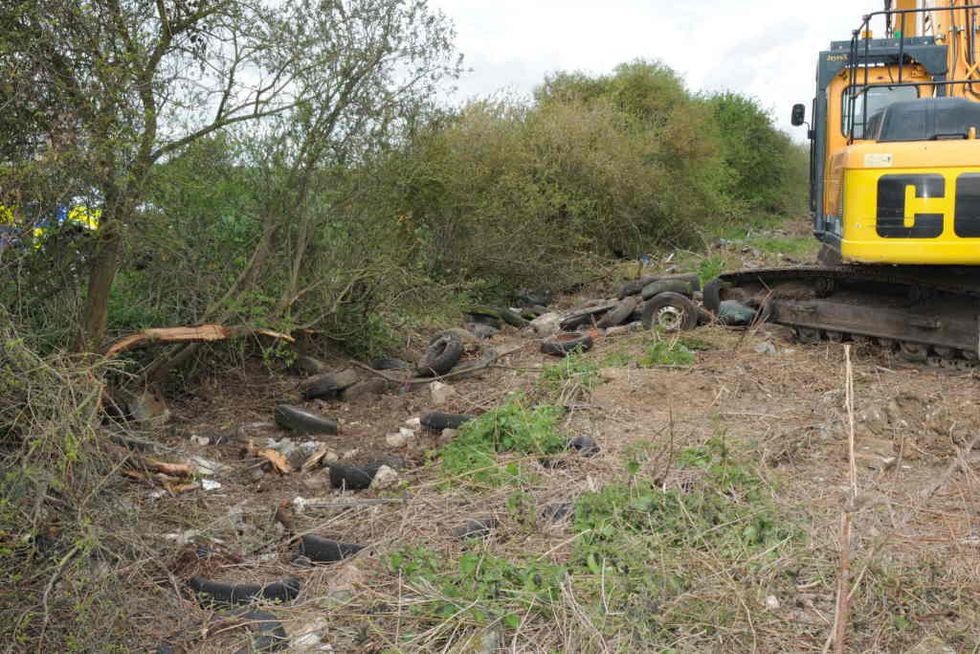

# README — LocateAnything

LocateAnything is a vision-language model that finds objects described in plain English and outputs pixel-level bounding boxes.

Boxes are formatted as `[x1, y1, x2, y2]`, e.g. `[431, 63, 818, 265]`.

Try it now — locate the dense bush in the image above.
[1, 59, 805, 358]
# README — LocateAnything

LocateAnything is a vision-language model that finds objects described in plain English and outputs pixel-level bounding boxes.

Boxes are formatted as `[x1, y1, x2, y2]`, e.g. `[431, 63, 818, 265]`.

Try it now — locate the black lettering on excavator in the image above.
[876, 174, 945, 238]
[954, 173, 980, 237]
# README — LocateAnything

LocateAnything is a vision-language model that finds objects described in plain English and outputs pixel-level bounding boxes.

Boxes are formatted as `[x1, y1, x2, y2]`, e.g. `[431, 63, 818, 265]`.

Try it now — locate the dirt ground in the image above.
[119, 316, 979, 653]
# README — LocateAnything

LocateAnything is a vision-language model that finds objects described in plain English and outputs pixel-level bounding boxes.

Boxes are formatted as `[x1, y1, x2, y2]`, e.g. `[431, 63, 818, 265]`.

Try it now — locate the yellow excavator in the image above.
[709, 0, 980, 365]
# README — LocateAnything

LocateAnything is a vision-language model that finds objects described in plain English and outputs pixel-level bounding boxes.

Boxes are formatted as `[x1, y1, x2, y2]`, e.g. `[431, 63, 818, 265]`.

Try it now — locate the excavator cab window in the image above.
[842, 84, 919, 138]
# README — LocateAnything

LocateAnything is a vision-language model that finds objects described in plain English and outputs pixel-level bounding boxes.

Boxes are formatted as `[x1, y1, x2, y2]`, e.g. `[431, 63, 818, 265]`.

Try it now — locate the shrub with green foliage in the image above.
[440, 397, 566, 487]
[706, 92, 808, 216]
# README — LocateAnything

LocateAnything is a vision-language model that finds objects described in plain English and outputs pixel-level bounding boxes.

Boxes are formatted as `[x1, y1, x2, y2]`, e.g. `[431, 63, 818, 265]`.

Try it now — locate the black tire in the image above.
[703, 278, 730, 314]
[597, 296, 639, 329]
[466, 313, 503, 329]
[617, 275, 660, 299]
[188, 576, 301, 606]
[417, 333, 464, 377]
[464, 322, 499, 339]
[520, 304, 549, 320]
[274, 405, 338, 435]
[540, 502, 574, 523]
[301, 369, 359, 400]
[641, 292, 699, 332]
[559, 300, 617, 331]
[421, 411, 475, 430]
[299, 534, 364, 562]
[370, 357, 409, 371]
[541, 332, 594, 357]
[232, 610, 289, 654]
[567, 435, 600, 456]
[516, 289, 552, 307]
[559, 313, 594, 331]
[449, 516, 497, 539]
[497, 307, 530, 328]
[327, 463, 381, 490]
[640, 276, 699, 300]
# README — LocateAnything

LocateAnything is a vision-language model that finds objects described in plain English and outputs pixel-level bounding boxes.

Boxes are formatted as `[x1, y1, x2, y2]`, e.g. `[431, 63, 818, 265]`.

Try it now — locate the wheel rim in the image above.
[655, 306, 684, 332]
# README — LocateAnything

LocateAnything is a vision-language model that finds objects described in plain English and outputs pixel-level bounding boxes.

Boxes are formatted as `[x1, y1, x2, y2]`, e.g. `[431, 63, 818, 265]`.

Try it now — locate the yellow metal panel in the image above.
[893, 0, 920, 37]
[840, 166, 980, 264]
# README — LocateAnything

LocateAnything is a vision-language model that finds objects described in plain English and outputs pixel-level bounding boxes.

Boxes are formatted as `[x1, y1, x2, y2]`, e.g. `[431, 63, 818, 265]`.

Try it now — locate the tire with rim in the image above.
[417, 333, 463, 376]
[540, 332, 594, 357]
[703, 277, 730, 314]
[640, 292, 699, 332]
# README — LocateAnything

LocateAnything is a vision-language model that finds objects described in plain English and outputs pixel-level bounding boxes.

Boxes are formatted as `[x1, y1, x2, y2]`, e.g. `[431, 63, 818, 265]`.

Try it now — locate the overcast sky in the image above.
[428, 0, 891, 138]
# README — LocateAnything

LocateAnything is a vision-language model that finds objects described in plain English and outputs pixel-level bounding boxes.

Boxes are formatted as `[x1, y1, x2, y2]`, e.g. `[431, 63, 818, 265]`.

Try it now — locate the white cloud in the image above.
[429, 0, 892, 138]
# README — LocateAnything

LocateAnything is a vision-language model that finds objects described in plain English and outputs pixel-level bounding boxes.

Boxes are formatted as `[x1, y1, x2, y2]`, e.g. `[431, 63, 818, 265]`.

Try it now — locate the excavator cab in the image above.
[801, 1, 980, 266]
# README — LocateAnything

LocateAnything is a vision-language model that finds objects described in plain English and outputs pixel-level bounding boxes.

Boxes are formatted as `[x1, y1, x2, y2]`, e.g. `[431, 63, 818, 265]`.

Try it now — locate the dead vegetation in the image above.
[2, 296, 979, 652]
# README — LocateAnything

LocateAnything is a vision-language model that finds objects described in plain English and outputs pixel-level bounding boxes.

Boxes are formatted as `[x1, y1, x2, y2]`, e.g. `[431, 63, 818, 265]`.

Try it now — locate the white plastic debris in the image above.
[370, 465, 399, 490]
[430, 381, 457, 406]
[201, 479, 222, 492]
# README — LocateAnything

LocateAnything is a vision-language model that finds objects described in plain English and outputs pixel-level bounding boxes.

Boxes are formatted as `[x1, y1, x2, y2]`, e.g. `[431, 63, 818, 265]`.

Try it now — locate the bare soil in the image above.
[116, 314, 980, 653]
[104, 232, 980, 653]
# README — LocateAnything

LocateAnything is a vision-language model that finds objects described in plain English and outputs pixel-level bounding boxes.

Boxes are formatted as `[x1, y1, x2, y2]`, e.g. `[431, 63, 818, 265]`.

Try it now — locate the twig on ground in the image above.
[920, 433, 980, 499]
[825, 345, 858, 654]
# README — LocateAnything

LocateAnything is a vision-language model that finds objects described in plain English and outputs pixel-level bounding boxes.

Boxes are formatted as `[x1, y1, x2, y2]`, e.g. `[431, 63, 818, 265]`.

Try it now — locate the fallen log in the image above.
[103, 324, 293, 358]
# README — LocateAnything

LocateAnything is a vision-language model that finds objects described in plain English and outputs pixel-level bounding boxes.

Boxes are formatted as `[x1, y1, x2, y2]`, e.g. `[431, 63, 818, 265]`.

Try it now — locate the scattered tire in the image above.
[299, 534, 364, 563]
[327, 463, 382, 490]
[541, 332, 594, 357]
[702, 278, 730, 314]
[497, 307, 530, 328]
[450, 516, 497, 539]
[465, 322, 499, 339]
[465, 306, 505, 329]
[421, 411, 475, 431]
[640, 292, 699, 332]
[540, 502, 575, 523]
[567, 435, 600, 457]
[520, 304, 549, 320]
[559, 301, 618, 331]
[617, 275, 661, 299]
[188, 576, 301, 606]
[640, 275, 699, 300]
[232, 610, 289, 654]
[274, 405, 338, 435]
[300, 369, 359, 400]
[516, 289, 552, 307]
[370, 357, 409, 371]
[538, 455, 566, 469]
[417, 333, 464, 377]
[596, 296, 639, 329]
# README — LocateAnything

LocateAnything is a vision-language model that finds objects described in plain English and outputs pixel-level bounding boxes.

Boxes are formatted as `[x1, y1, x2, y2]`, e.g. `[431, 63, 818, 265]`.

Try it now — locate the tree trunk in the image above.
[76, 211, 123, 352]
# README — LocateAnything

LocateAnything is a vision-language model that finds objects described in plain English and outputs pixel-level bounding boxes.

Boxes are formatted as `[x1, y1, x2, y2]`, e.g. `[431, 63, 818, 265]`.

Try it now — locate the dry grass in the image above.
[2, 307, 978, 652]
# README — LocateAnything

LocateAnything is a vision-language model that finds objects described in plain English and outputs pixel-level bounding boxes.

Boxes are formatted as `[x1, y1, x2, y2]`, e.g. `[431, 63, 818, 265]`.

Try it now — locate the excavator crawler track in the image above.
[715, 266, 980, 366]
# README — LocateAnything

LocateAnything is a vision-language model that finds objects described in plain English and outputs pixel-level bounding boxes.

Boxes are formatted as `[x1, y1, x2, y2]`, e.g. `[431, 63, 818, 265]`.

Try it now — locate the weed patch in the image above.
[388, 546, 566, 636]
[571, 437, 803, 643]
[638, 339, 695, 367]
[440, 397, 566, 488]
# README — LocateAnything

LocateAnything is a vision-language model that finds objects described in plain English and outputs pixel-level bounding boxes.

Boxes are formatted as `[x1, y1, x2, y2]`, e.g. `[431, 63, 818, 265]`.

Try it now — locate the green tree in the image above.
[705, 91, 806, 215]
[0, 0, 458, 353]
